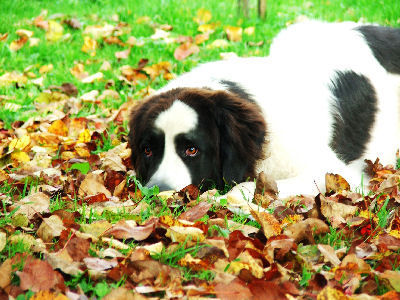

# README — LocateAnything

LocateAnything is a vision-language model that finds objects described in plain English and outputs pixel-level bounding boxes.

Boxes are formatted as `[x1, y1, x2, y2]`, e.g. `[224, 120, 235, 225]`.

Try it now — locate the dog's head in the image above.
[129, 88, 266, 191]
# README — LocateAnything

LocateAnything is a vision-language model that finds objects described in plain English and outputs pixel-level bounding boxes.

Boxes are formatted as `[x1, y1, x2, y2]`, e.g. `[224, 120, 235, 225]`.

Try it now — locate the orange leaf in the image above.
[174, 42, 199, 61]
[10, 35, 29, 51]
[48, 119, 69, 137]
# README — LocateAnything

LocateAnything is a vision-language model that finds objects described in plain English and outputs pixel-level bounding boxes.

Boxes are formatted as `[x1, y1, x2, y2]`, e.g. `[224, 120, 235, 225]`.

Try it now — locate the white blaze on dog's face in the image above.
[147, 100, 198, 190]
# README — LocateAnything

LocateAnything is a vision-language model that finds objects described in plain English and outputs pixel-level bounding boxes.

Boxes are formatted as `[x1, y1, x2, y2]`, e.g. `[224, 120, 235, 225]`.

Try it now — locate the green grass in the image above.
[0, 0, 399, 127]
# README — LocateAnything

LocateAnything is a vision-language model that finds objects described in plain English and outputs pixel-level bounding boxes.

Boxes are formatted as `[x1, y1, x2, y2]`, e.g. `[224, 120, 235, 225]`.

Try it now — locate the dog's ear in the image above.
[211, 91, 267, 184]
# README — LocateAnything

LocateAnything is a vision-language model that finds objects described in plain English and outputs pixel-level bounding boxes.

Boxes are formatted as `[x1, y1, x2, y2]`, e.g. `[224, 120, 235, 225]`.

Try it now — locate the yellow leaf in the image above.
[198, 23, 217, 33]
[39, 64, 53, 74]
[9, 135, 31, 152]
[81, 36, 97, 56]
[225, 25, 242, 42]
[48, 119, 68, 137]
[194, 8, 212, 24]
[11, 151, 30, 163]
[136, 16, 151, 24]
[0, 71, 27, 87]
[206, 39, 229, 49]
[78, 129, 91, 143]
[244, 26, 255, 35]
[70, 63, 89, 80]
[46, 20, 64, 42]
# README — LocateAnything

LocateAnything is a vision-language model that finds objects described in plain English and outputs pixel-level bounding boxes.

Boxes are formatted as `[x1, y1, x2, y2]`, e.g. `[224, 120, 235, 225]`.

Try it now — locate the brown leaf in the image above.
[248, 280, 289, 300]
[284, 218, 329, 243]
[66, 236, 90, 262]
[18, 259, 59, 292]
[11, 192, 50, 219]
[45, 249, 82, 276]
[318, 244, 341, 266]
[37, 215, 65, 243]
[178, 201, 211, 222]
[214, 278, 252, 300]
[321, 195, 358, 227]
[115, 48, 131, 60]
[78, 172, 111, 197]
[105, 218, 157, 240]
[0, 259, 12, 289]
[173, 42, 199, 61]
[64, 18, 82, 29]
[178, 184, 200, 201]
[325, 173, 351, 193]
[251, 210, 281, 238]
[103, 287, 146, 300]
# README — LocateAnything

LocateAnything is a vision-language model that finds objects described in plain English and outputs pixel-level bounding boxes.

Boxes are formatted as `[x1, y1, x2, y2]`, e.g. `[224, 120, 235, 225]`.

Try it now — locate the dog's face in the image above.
[129, 88, 266, 191]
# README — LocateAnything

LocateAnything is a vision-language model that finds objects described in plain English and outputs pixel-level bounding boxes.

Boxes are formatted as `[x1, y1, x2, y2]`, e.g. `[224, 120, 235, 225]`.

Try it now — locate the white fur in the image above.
[156, 21, 400, 196]
[147, 101, 198, 190]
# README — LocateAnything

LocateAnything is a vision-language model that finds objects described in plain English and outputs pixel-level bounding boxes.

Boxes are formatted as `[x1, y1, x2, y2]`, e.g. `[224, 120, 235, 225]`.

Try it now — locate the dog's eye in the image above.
[144, 146, 152, 157]
[185, 146, 198, 157]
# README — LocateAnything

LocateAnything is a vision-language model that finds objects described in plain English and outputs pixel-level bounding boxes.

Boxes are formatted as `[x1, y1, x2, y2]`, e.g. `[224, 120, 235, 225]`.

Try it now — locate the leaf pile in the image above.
[1, 5, 400, 300]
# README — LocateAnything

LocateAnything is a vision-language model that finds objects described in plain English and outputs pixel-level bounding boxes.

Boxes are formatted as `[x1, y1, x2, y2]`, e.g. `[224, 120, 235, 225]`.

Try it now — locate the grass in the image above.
[1, 0, 399, 127]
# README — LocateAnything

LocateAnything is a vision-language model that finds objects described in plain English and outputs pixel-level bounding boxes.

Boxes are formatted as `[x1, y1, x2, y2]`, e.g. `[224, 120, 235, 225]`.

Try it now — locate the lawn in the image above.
[1, 0, 400, 299]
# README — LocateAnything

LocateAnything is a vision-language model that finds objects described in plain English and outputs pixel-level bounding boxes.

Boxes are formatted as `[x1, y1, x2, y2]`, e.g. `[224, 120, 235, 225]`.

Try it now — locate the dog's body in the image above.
[129, 21, 400, 196]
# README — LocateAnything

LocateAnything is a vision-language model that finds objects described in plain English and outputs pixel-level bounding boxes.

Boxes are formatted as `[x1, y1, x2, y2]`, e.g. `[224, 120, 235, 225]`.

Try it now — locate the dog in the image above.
[129, 21, 400, 197]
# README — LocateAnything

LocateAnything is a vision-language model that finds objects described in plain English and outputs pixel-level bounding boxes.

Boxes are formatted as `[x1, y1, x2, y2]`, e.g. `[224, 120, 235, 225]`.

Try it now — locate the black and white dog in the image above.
[129, 21, 400, 197]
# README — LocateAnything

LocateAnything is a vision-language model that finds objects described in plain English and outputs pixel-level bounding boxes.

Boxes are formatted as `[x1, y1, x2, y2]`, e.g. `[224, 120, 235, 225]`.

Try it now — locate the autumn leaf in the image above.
[46, 20, 64, 42]
[225, 26, 243, 42]
[194, 8, 212, 24]
[174, 42, 199, 61]
[18, 259, 60, 292]
[81, 35, 97, 56]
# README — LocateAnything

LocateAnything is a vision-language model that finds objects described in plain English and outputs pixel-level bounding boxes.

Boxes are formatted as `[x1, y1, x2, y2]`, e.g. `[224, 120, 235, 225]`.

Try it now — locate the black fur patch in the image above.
[329, 71, 378, 163]
[220, 80, 255, 103]
[356, 25, 400, 74]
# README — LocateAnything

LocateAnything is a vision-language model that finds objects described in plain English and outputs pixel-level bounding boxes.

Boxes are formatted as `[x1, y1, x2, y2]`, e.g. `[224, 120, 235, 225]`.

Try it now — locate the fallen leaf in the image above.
[79, 171, 111, 197]
[325, 173, 351, 193]
[45, 249, 82, 276]
[10, 35, 29, 51]
[179, 201, 211, 222]
[83, 24, 115, 39]
[105, 218, 157, 240]
[37, 215, 65, 243]
[11, 192, 50, 219]
[0, 259, 12, 289]
[206, 39, 229, 49]
[225, 26, 242, 42]
[81, 72, 104, 83]
[48, 119, 69, 136]
[284, 218, 329, 243]
[115, 48, 130, 59]
[81, 36, 97, 56]
[251, 210, 281, 238]
[70, 63, 89, 80]
[318, 244, 341, 266]
[194, 8, 212, 24]
[46, 20, 64, 42]
[174, 42, 199, 61]
[18, 259, 59, 292]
